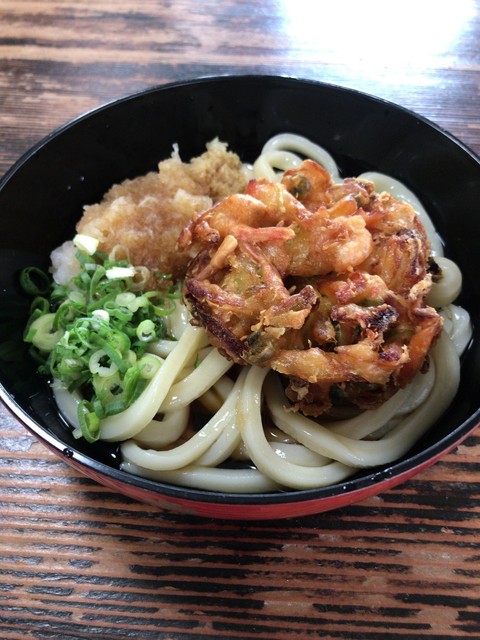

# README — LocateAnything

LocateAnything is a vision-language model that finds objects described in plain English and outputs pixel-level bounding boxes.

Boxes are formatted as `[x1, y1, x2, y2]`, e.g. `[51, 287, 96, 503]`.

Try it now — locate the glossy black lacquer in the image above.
[1, 75, 479, 508]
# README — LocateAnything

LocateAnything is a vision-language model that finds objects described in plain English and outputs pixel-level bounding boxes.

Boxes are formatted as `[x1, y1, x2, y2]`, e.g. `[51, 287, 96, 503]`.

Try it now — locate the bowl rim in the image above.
[2, 382, 479, 506]
[1, 73, 480, 508]
[2, 73, 480, 187]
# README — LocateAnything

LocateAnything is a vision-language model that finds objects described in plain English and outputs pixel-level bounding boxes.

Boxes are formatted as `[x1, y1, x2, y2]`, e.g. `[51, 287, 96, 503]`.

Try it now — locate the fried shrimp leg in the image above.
[179, 160, 442, 416]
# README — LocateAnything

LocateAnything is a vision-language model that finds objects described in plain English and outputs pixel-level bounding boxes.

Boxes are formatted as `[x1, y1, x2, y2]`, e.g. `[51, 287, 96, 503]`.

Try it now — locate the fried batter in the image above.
[76, 139, 247, 286]
[180, 160, 442, 416]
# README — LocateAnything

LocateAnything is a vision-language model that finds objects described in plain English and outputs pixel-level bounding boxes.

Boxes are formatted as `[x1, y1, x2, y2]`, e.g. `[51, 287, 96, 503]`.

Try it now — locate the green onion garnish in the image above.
[21, 238, 179, 442]
[77, 400, 101, 443]
[20, 267, 51, 296]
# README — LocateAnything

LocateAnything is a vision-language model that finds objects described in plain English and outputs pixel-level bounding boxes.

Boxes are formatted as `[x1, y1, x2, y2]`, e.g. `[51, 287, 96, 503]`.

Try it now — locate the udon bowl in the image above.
[1, 75, 479, 520]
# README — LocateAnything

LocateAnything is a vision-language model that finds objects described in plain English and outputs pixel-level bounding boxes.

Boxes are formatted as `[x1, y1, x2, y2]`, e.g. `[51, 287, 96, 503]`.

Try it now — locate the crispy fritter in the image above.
[180, 159, 442, 415]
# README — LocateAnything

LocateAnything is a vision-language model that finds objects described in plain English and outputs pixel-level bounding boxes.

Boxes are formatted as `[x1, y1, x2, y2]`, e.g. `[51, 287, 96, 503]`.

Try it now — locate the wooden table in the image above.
[1, 2, 479, 638]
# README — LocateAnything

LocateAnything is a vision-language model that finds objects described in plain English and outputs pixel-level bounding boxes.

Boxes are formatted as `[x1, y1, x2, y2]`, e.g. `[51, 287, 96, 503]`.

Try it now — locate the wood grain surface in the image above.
[1, 1, 479, 638]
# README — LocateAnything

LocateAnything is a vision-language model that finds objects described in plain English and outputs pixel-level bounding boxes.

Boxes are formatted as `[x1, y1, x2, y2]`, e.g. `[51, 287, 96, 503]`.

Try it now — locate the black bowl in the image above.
[1, 75, 479, 519]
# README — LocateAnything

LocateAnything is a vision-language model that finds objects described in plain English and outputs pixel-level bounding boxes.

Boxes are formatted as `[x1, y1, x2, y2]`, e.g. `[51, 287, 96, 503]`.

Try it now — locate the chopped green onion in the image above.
[122, 364, 143, 403]
[89, 349, 119, 377]
[22, 239, 180, 441]
[77, 400, 101, 443]
[68, 290, 86, 305]
[106, 266, 136, 280]
[92, 309, 110, 323]
[27, 313, 64, 351]
[23, 297, 50, 339]
[115, 292, 136, 307]
[30, 296, 50, 315]
[73, 233, 99, 255]
[53, 302, 79, 330]
[138, 354, 161, 379]
[20, 267, 51, 296]
[136, 319, 156, 342]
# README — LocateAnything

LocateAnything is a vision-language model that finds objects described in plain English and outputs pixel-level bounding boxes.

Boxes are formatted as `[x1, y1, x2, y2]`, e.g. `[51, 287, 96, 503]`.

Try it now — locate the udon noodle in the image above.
[52, 133, 471, 493]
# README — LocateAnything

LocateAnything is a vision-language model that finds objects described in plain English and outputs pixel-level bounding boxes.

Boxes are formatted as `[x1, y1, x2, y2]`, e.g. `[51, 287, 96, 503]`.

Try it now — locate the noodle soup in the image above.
[23, 134, 471, 494]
